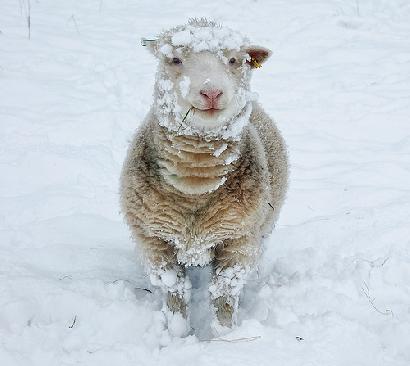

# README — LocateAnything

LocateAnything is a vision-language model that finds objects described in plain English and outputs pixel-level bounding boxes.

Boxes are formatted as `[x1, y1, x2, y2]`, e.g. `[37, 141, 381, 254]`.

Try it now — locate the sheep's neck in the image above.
[155, 127, 240, 195]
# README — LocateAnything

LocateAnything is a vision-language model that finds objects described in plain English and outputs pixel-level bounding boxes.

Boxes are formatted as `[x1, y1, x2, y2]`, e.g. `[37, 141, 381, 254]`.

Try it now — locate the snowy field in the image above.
[1, 0, 410, 365]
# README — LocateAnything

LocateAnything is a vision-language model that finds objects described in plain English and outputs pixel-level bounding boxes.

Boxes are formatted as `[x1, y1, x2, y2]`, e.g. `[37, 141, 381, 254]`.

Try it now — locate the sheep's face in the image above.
[147, 21, 271, 138]
[162, 49, 254, 129]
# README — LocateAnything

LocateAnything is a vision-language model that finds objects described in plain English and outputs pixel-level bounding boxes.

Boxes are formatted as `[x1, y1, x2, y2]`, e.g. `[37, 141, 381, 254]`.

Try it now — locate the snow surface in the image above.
[1, 0, 410, 365]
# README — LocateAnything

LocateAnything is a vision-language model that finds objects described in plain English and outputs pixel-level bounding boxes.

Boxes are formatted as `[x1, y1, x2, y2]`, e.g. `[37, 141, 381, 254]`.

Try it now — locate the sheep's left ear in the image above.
[141, 38, 159, 57]
[245, 46, 272, 69]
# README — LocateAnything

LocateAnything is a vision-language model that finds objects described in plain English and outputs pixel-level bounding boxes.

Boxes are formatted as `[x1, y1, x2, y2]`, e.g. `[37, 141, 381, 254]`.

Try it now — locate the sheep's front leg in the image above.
[141, 235, 191, 336]
[150, 265, 191, 337]
[209, 236, 259, 333]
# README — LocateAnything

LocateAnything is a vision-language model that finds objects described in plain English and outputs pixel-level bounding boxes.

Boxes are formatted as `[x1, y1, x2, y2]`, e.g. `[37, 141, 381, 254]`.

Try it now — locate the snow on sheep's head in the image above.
[144, 19, 271, 140]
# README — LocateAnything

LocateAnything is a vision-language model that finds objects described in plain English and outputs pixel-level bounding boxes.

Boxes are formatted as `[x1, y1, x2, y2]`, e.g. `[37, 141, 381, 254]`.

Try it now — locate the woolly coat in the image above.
[120, 101, 288, 269]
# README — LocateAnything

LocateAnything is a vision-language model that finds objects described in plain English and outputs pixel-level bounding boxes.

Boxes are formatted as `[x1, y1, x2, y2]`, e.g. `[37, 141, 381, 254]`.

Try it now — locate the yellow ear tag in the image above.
[251, 58, 262, 68]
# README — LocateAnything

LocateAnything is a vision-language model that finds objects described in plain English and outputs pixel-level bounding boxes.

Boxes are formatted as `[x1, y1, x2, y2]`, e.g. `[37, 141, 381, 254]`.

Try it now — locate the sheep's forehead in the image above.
[158, 23, 249, 56]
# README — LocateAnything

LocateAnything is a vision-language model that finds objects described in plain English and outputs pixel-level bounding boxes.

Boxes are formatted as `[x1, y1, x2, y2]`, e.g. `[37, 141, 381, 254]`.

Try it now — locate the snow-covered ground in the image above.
[1, 0, 409, 365]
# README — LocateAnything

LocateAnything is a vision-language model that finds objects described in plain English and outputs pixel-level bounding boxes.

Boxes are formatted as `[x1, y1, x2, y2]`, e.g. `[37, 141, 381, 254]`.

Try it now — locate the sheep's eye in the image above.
[172, 57, 182, 65]
[229, 57, 236, 64]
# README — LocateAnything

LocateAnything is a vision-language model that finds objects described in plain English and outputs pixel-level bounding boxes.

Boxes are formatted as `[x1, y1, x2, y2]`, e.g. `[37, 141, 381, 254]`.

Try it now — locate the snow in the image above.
[224, 152, 240, 165]
[166, 309, 190, 338]
[169, 22, 247, 53]
[159, 43, 174, 58]
[213, 142, 228, 157]
[209, 264, 249, 305]
[178, 75, 191, 98]
[1, 0, 410, 365]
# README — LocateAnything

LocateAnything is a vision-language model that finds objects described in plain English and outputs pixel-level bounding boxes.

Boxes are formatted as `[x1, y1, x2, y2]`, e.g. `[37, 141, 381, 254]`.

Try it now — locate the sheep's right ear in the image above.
[245, 46, 272, 69]
[141, 38, 159, 57]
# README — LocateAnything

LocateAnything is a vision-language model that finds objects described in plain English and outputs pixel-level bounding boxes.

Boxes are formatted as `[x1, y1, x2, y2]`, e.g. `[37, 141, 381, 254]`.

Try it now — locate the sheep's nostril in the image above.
[200, 89, 223, 101]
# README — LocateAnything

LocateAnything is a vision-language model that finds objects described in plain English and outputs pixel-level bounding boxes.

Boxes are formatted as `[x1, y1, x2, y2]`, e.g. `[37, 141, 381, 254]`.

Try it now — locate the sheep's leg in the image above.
[151, 264, 191, 337]
[209, 236, 259, 333]
[167, 288, 187, 317]
[140, 235, 191, 336]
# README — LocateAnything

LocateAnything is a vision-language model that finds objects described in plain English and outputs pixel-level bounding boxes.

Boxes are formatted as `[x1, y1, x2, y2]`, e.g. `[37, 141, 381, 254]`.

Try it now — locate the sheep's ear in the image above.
[245, 46, 271, 69]
[141, 38, 159, 57]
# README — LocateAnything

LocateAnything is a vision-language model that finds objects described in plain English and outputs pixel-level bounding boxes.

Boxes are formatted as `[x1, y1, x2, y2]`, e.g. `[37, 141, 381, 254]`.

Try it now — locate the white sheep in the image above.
[120, 19, 288, 336]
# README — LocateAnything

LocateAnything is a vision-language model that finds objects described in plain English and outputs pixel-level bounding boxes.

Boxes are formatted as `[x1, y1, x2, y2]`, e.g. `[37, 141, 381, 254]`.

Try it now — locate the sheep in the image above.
[120, 19, 288, 336]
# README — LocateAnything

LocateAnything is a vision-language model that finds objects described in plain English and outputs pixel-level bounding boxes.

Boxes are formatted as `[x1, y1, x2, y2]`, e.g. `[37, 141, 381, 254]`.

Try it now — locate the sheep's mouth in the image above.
[194, 107, 223, 115]
[185, 105, 225, 121]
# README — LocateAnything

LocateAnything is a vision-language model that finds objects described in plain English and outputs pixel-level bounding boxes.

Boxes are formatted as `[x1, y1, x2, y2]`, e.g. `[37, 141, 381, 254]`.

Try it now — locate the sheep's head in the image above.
[145, 19, 271, 139]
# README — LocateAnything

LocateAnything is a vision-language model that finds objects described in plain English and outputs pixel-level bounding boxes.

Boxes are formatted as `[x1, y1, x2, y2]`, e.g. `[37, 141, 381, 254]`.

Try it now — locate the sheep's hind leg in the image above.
[209, 236, 259, 334]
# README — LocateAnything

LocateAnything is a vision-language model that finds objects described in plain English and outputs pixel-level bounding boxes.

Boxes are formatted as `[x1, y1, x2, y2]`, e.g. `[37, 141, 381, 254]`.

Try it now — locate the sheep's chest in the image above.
[147, 165, 263, 266]
[154, 191, 253, 266]
[139, 127, 265, 266]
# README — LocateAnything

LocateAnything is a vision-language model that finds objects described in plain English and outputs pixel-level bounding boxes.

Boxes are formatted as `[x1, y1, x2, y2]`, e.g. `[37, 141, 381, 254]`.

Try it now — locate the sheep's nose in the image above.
[200, 89, 223, 102]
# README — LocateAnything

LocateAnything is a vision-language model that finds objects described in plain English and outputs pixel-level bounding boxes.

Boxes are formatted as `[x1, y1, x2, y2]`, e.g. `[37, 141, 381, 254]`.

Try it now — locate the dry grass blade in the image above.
[201, 335, 261, 343]
[177, 106, 194, 133]
[181, 106, 194, 124]
[68, 315, 77, 329]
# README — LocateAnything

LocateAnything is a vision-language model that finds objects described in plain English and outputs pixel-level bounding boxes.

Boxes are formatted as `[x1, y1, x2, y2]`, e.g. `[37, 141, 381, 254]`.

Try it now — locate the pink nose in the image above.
[200, 89, 223, 102]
